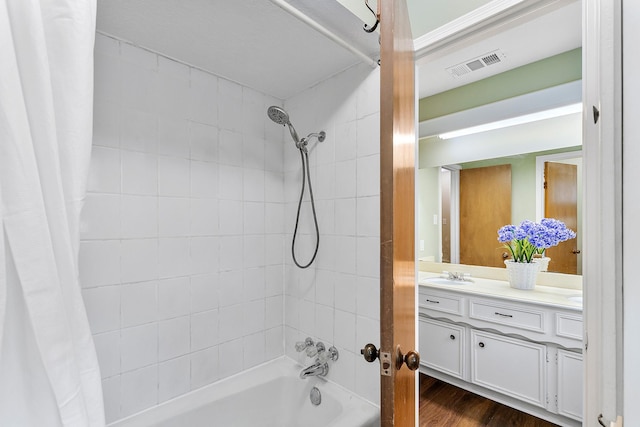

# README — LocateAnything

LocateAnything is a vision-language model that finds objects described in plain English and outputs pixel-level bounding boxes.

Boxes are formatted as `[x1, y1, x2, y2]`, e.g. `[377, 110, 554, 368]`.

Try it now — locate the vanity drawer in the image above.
[469, 299, 545, 333]
[418, 289, 464, 316]
[556, 313, 583, 341]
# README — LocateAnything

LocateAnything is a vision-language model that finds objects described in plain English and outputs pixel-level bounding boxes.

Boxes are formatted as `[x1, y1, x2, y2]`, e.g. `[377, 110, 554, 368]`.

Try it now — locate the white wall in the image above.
[82, 34, 286, 422]
[418, 113, 582, 168]
[282, 63, 382, 405]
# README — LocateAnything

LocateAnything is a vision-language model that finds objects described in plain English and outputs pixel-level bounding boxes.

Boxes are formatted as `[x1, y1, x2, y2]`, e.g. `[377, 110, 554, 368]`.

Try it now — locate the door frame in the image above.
[622, 1, 640, 424]
[582, 0, 622, 423]
[534, 150, 583, 221]
[413, 0, 623, 423]
[443, 166, 460, 264]
[535, 151, 583, 274]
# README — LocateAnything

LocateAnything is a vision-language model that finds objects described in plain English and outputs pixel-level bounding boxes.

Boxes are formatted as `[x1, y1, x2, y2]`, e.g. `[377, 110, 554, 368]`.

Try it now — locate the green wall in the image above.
[418, 166, 442, 261]
[419, 48, 582, 122]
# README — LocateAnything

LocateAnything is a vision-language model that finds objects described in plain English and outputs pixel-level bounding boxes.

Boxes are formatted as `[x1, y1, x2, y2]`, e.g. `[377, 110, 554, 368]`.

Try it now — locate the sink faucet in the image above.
[443, 271, 472, 281]
[447, 271, 460, 280]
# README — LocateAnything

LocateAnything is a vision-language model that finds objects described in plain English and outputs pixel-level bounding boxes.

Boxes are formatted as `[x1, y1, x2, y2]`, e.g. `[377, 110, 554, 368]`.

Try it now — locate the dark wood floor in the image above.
[419, 374, 559, 427]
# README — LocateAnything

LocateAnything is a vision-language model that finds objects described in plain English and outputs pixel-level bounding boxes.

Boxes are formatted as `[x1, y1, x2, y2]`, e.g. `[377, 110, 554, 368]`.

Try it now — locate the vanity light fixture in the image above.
[438, 102, 583, 140]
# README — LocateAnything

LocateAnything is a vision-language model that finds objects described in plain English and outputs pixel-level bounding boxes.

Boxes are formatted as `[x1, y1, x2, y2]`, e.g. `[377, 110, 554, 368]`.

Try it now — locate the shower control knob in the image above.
[361, 343, 379, 363]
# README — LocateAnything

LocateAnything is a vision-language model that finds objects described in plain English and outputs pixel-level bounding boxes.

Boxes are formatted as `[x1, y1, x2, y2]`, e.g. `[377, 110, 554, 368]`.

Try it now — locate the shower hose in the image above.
[291, 147, 320, 269]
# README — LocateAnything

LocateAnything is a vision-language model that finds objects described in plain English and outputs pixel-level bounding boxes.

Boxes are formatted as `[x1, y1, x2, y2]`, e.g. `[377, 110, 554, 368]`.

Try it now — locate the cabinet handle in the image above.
[449, 335, 455, 340]
[425, 299, 440, 304]
[478, 342, 485, 348]
[494, 312, 513, 318]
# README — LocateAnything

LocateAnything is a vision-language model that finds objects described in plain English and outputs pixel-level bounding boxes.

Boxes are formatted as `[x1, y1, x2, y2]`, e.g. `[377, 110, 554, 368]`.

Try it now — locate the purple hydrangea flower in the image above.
[497, 225, 516, 243]
[497, 218, 576, 263]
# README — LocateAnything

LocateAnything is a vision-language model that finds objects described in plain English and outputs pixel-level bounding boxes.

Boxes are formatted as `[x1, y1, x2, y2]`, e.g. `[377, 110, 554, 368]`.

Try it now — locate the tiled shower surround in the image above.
[81, 33, 380, 423]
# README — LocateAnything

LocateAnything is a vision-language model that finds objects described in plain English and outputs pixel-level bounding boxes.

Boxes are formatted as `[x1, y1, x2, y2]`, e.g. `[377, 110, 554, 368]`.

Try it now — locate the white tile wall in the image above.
[83, 34, 285, 423]
[120, 365, 158, 417]
[158, 356, 190, 402]
[283, 63, 382, 406]
[86, 34, 381, 423]
[190, 347, 219, 389]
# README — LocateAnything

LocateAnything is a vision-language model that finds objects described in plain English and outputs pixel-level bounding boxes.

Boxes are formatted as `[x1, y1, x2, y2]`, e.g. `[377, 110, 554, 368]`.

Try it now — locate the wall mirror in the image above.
[417, 82, 583, 275]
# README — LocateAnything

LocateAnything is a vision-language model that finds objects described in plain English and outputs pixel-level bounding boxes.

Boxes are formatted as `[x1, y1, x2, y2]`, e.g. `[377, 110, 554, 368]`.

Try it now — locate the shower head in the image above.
[267, 106, 290, 126]
[267, 105, 300, 143]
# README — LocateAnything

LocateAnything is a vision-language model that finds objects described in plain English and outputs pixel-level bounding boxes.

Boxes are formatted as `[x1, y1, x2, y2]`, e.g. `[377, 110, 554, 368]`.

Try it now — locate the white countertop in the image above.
[418, 271, 583, 312]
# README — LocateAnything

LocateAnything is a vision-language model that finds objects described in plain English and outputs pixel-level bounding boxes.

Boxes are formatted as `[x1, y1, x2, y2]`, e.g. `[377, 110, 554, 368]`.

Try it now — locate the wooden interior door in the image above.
[544, 162, 578, 274]
[378, 0, 417, 425]
[459, 165, 512, 267]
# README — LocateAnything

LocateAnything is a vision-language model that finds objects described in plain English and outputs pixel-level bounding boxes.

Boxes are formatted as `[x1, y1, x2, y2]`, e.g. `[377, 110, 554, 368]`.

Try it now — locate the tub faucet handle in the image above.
[317, 346, 339, 363]
[295, 337, 314, 352]
[307, 341, 325, 357]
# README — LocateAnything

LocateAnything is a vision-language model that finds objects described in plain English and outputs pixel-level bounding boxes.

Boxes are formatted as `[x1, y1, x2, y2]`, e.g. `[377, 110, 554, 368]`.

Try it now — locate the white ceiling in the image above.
[96, 0, 582, 101]
[96, 0, 377, 100]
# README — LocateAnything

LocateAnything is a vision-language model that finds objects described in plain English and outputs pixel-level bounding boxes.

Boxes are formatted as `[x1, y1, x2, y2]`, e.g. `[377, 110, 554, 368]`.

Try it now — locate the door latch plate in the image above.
[380, 351, 392, 376]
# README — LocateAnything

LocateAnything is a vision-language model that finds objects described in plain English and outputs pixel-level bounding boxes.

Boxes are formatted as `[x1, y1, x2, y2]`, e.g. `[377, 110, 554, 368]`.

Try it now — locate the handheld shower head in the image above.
[267, 106, 289, 125]
[266, 107, 326, 269]
[267, 106, 300, 143]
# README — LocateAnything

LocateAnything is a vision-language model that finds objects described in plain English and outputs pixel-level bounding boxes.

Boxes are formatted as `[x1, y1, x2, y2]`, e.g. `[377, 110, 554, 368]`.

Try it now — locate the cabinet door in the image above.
[471, 330, 546, 407]
[419, 318, 465, 379]
[557, 349, 583, 421]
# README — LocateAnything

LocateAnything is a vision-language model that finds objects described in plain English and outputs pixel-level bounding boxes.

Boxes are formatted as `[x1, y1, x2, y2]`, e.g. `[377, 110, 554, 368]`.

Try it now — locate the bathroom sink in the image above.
[567, 295, 583, 304]
[422, 277, 471, 286]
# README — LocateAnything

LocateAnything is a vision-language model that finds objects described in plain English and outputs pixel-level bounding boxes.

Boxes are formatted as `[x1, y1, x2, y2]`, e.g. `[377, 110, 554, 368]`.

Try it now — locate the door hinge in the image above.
[543, 181, 547, 190]
[585, 332, 588, 351]
[599, 414, 623, 427]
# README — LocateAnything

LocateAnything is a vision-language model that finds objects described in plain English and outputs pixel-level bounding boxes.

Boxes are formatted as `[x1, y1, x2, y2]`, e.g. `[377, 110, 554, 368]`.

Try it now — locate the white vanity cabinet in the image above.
[418, 283, 583, 426]
[470, 329, 546, 408]
[557, 349, 584, 421]
[419, 317, 465, 379]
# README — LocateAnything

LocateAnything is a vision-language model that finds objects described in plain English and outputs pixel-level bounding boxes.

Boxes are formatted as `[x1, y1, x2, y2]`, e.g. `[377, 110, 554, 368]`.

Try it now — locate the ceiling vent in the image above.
[446, 50, 506, 78]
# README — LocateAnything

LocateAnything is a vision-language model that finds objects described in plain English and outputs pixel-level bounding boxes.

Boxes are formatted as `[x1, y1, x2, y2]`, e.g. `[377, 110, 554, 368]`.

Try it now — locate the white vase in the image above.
[536, 256, 551, 272]
[504, 260, 539, 290]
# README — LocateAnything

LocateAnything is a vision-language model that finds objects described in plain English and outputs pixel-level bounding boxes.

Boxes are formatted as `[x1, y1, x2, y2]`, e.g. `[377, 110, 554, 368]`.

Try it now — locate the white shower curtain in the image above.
[0, 0, 104, 426]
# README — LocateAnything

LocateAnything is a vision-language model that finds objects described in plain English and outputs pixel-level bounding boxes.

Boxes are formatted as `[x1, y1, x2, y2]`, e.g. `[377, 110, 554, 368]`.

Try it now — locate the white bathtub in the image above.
[109, 357, 380, 427]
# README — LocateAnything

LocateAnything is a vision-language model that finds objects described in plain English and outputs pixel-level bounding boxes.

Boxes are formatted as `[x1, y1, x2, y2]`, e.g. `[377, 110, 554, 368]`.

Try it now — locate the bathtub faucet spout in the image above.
[299, 344, 339, 379]
[299, 361, 329, 379]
